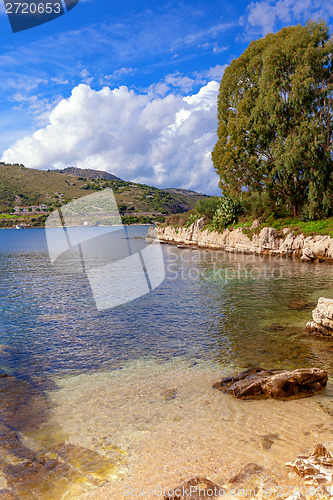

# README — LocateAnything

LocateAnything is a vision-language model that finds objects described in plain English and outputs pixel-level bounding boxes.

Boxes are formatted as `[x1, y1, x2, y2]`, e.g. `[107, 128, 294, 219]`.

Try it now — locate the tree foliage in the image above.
[212, 21, 333, 219]
[195, 196, 221, 220]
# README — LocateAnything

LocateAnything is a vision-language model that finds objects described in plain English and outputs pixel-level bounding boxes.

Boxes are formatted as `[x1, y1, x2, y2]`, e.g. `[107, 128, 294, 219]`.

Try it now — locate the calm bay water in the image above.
[1, 226, 333, 375]
[1, 226, 333, 498]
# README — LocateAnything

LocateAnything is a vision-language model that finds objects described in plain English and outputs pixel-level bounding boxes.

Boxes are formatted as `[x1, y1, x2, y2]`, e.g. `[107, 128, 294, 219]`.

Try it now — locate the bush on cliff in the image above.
[211, 194, 244, 231]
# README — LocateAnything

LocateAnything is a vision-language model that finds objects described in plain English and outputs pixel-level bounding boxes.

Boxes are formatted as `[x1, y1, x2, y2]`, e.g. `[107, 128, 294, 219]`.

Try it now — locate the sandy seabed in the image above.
[36, 358, 333, 499]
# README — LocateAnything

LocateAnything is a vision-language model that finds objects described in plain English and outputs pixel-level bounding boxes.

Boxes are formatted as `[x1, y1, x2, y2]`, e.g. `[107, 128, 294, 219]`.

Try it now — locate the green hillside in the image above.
[56, 167, 121, 181]
[0, 163, 208, 227]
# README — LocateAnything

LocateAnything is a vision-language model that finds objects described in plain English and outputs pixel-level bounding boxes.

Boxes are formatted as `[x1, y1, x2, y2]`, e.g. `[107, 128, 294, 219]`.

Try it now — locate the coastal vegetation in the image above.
[165, 200, 333, 238]
[165, 21, 333, 240]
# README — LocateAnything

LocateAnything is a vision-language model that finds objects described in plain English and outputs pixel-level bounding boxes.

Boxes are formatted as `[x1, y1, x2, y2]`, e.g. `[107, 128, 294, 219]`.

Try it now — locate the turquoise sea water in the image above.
[1, 226, 333, 498]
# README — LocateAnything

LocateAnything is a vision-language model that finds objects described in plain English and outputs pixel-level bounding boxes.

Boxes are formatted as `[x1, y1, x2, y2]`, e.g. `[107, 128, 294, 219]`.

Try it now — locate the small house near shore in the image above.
[14, 204, 48, 213]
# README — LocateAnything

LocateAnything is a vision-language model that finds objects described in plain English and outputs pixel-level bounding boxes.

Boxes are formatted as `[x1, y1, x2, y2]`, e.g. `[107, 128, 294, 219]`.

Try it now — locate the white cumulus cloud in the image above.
[243, 0, 333, 37]
[1, 82, 221, 194]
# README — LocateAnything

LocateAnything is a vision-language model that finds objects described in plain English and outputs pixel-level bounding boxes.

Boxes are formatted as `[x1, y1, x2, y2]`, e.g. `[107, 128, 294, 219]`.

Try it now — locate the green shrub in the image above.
[185, 213, 201, 228]
[211, 195, 243, 231]
[195, 197, 221, 221]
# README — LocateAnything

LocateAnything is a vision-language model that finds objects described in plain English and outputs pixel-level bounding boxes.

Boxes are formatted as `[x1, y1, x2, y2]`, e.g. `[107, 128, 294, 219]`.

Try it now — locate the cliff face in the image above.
[150, 218, 333, 262]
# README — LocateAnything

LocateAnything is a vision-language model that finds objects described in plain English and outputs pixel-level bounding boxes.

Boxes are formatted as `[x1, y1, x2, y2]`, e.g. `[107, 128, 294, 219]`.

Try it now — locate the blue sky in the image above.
[0, 0, 333, 194]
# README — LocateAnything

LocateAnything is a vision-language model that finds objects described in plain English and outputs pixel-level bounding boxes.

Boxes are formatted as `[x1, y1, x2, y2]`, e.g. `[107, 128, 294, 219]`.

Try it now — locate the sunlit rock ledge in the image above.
[147, 218, 333, 262]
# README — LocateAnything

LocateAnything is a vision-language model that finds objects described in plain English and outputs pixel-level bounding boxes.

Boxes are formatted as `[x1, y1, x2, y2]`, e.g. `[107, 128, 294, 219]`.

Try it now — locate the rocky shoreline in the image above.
[147, 218, 333, 263]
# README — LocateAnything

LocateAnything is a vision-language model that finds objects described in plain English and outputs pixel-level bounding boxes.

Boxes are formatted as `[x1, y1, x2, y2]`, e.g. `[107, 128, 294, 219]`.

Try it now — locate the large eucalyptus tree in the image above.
[212, 21, 333, 218]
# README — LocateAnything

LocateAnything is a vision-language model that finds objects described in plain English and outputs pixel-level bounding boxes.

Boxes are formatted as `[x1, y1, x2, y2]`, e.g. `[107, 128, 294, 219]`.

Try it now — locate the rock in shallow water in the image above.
[213, 367, 327, 400]
[306, 297, 333, 337]
[229, 463, 264, 483]
[288, 300, 312, 311]
[302, 247, 317, 261]
[286, 443, 333, 484]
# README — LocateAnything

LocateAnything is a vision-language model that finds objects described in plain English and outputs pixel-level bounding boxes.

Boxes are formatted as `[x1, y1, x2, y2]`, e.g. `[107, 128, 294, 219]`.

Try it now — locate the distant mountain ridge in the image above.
[57, 167, 204, 197]
[56, 167, 121, 181]
[164, 187, 206, 197]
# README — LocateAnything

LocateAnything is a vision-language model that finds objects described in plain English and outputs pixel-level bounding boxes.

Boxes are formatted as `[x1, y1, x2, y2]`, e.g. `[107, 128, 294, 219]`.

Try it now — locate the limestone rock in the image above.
[328, 242, 333, 259]
[306, 321, 332, 337]
[293, 233, 305, 249]
[300, 255, 312, 262]
[250, 219, 260, 230]
[302, 247, 316, 261]
[280, 232, 295, 252]
[161, 388, 177, 401]
[145, 225, 158, 242]
[152, 223, 333, 261]
[313, 297, 333, 327]
[213, 367, 327, 400]
[286, 443, 333, 484]
[258, 227, 279, 250]
[306, 297, 333, 337]
[313, 235, 331, 255]
[192, 217, 205, 232]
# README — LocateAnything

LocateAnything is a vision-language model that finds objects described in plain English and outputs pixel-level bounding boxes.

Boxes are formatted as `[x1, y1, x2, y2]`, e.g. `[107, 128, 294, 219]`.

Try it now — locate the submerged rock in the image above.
[0, 366, 125, 499]
[288, 300, 312, 311]
[0, 441, 125, 499]
[162, 388, 177, 401]
[229, 463, 263, 483]
[286, 443, 333, 484]
[213, 367, 327, 400]
[261, 437, 274, 450]
[52, 443, 120, 482]
[306, 297, 333, 337]
[0, 374, 50, 431]
[0, 424, 35, 461]
[0, 490, 19, 500]
[164, 477, 224, 499]
[267, 324, 286, 331]
[3, 456, 86, 499]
